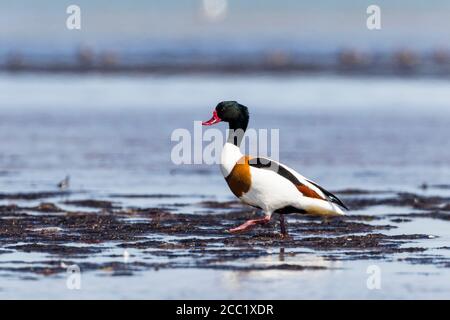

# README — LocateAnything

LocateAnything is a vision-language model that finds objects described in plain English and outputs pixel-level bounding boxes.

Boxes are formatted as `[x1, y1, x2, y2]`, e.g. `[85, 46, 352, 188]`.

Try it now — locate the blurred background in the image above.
[0, 0, 449, 197]
[3, 0, 450, 74]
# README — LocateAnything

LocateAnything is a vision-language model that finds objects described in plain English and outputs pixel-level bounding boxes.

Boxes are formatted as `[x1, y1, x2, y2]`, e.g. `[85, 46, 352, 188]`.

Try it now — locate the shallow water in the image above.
[0, 73, 449, 299]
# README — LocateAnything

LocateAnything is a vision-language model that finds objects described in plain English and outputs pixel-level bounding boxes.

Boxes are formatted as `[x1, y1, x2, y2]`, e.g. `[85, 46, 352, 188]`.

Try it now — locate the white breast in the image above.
[220, 142, 243, 178]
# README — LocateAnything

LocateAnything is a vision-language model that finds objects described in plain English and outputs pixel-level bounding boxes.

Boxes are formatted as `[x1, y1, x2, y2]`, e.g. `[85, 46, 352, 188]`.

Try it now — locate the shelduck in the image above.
[202, 101, 348, 237]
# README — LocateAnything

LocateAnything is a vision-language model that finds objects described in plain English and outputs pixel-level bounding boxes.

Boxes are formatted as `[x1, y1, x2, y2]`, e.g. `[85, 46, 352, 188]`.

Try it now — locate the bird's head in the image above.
[202, 101, 249, 131]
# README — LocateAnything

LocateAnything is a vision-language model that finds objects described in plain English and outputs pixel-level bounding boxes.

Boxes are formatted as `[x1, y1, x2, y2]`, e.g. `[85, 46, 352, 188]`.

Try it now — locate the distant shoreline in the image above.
[3, 49, 450, 77]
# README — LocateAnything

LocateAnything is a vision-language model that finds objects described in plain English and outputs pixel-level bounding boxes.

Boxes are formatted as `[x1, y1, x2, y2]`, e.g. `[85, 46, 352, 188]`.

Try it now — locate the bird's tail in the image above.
[302, 198, 346, 216]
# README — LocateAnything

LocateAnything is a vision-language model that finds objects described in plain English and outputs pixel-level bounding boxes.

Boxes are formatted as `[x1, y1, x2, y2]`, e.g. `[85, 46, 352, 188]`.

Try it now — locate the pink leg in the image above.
[228, 216, 271, 234]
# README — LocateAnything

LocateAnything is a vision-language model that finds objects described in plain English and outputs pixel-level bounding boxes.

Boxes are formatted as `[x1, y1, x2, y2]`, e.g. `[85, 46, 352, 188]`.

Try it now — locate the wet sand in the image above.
[0, 189, 448, 280]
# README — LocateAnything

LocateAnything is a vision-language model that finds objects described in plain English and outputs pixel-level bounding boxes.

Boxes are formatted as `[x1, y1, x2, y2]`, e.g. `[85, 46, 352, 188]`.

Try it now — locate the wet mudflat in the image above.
[0, 188, 449, 284]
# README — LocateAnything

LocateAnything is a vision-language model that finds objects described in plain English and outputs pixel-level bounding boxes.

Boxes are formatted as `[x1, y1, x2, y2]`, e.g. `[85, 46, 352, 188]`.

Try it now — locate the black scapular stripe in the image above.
[249, 157, 302, 186]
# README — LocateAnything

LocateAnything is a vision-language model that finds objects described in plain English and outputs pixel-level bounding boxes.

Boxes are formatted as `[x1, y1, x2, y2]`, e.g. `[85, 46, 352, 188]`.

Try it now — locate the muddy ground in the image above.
[0, 189, 449, 278]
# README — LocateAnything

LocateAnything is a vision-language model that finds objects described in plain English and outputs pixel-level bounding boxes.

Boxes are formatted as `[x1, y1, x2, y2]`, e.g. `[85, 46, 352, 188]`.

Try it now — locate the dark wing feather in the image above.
[306, 179, 349, 210]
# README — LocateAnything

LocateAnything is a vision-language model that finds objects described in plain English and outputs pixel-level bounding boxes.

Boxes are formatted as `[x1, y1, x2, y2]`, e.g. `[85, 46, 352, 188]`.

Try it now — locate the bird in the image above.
[57, 175, 70, 191]
[202, 101, 348, 237]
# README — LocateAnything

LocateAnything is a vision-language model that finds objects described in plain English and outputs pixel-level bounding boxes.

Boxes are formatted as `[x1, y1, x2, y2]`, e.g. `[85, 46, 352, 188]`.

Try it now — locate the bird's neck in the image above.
[227, 117, 248, 147]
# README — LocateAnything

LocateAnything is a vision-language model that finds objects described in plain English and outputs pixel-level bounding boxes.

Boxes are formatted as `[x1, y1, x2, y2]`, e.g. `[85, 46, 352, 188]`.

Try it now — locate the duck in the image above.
[202, 101, 348, 237]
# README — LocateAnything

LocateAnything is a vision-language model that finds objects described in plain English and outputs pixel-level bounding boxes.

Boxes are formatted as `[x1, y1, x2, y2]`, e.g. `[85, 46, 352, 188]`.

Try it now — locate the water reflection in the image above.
[221, 249, 343, 291]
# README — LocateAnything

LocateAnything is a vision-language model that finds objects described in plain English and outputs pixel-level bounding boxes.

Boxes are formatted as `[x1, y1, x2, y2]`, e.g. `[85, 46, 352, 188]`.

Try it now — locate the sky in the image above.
[1, 0, 450, 53]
